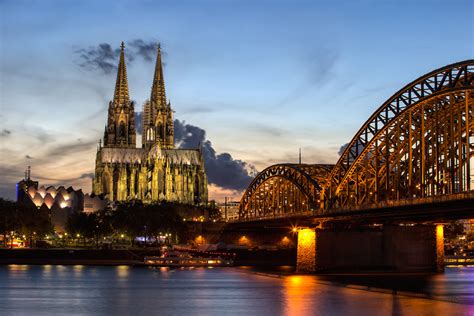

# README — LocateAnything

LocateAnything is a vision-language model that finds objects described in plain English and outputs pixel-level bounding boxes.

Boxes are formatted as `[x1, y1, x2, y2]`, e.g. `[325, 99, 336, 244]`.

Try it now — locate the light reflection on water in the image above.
[0, 265, 473, 315]
[116, 265, 129, 279]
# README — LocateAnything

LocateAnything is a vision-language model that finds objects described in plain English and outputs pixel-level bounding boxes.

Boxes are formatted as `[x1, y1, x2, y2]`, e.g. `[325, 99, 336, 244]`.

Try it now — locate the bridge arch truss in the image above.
[239, 164, 333, 220]
[239, 60, 474, 221]
[327, 60, 474, 209]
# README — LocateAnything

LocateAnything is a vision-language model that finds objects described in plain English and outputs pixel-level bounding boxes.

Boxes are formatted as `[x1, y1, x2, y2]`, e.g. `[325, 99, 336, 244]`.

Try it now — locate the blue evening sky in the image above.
[1, 0, 473, 200]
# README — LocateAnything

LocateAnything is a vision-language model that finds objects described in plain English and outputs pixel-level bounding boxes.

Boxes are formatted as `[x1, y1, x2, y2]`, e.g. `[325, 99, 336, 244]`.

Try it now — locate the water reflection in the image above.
[116, 265, 129, 279]
[283, 276, 318, 315]
[8, 264, 30, 272]
[73, 265, 84, 277]
[0, 266, 472, 315]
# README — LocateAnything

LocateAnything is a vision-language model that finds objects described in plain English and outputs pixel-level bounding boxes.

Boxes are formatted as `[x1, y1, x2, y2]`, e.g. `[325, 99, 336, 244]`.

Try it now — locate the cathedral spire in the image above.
[113, 41, 130, 106]
[150, 43, 167, 108]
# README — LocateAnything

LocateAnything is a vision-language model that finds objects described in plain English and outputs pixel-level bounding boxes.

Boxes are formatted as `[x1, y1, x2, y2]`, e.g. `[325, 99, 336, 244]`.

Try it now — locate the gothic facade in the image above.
[93, 42, 208, 205]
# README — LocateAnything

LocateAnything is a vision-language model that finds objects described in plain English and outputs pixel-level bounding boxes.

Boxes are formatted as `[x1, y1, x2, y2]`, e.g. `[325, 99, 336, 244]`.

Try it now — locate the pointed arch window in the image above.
[157, 123, 164, 140]
[147, 128, 155, 141]
[119, 122, 126, 138]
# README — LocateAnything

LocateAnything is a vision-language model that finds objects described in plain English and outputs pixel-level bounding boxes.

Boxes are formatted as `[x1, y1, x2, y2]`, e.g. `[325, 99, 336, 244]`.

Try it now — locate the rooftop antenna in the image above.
[299, 148, 302, 164]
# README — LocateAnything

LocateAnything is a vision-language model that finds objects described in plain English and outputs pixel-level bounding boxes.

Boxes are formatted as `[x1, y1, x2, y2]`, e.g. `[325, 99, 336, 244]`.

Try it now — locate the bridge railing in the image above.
[233, 191, 474, 222]
[331, 191, 474, 215]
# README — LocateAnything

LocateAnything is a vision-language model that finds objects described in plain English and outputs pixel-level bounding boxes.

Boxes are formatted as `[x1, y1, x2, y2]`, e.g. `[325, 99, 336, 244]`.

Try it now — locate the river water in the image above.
[0, 265, 473, 315]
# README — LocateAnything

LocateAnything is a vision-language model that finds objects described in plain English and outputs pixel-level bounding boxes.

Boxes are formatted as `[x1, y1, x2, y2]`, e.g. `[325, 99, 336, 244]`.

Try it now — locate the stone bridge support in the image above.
[296, 224, 444, 273]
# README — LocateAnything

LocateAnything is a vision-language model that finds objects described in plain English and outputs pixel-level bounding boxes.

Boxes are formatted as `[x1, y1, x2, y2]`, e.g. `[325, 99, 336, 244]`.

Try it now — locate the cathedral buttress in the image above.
[103, 42, 137, 148]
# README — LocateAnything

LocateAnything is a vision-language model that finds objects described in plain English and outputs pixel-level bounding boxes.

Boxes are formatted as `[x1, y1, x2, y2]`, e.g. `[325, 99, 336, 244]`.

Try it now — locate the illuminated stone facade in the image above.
[93, 43, 208, 205]
[296, 228, 317, 273]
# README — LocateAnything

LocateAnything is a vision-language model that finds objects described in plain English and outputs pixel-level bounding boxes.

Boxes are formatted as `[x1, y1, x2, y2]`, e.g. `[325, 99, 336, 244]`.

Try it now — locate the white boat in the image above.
[144, 253, 233, 267]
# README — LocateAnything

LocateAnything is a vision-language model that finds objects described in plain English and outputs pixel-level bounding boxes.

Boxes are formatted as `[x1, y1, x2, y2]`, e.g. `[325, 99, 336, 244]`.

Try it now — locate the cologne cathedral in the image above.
[92, 42, 208, 205]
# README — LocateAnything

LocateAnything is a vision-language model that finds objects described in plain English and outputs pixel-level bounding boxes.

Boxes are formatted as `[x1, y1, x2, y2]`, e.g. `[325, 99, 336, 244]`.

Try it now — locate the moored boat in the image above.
[144, 253, 233, 267]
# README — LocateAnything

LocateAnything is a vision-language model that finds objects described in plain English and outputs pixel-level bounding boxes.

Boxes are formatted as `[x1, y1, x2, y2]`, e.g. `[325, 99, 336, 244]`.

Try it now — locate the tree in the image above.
[110, 201, 185, 246]
[66, 212, 104, 247]
[444, 221, 465, 240]
[0, 198, 19, 247]
[16, 202, 53, 247]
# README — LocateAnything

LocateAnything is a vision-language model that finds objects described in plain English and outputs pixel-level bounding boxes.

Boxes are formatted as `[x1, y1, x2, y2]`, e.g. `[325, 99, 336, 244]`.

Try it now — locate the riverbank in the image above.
[0, 249, 157, 265]
[0, 248, 296, 266]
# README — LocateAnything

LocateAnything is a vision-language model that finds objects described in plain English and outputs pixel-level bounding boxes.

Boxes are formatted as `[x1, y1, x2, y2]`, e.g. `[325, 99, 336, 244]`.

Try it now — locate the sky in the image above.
[1, 0, 473, 201]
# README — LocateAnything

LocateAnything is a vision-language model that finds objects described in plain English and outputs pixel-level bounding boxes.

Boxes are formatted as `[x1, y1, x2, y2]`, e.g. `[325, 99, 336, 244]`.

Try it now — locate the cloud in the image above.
[46, 139, 97, 157]
[75, 43, 120, 74]
[75, 39, 161, 75]
[276, 47, 339, 107]
[0, 129, 11, 137]
[338, 143, 349, 156]
[79, 173, 94, 179]
[338, 142, 366, 161]
[180, 105, 216, 115]
[128, 39, 159, 62]
[128, 113, 256, 191]
[174, 120, 257, 191]
[25, 155, 33, 159]
[249, 123, 284, 137]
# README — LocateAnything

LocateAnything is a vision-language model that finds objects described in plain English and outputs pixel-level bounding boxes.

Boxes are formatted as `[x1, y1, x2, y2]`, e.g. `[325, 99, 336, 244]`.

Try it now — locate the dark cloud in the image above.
[0, 129, 11, 137]
[338, 142, 366, 161]
[129, 39, 158, 62]
[75, 39, 161, 75]
[134, 112, 143, 134]
[79, 173, 94, 179]
[338, 143, 349, 156]
[174, 120, 257, 191]
[75, 43, 120, 74]
[25, 155, 33, 159]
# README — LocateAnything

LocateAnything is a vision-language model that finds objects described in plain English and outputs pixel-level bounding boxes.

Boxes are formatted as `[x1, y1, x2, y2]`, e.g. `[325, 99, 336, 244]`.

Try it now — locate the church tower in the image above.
[103, 42, 137, 148]
[94, 41, 207, 205]
[142, 44, 174, 149]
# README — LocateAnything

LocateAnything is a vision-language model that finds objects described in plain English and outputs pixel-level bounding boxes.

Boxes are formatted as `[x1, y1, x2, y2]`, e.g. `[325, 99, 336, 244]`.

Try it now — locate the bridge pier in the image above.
[296, 228, 317, 273]
[296, 224, 444, 273]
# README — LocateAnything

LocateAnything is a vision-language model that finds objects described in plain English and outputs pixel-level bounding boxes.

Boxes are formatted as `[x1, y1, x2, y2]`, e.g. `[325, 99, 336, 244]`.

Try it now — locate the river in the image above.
[0, 265, 473, 315]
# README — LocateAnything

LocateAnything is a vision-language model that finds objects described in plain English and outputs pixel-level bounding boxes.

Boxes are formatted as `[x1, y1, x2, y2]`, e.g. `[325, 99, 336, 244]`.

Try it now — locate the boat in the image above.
[144, 252, 233, 267]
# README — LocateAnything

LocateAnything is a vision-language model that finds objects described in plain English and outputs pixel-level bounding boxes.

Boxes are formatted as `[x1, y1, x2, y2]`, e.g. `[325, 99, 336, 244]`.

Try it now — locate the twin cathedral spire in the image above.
[103, 42, 174, 149]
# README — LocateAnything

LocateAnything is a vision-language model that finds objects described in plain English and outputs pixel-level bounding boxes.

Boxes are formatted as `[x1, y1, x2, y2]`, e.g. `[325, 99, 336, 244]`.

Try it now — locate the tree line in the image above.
[0, 198, 53, 247]
[0, 198, 220, 248]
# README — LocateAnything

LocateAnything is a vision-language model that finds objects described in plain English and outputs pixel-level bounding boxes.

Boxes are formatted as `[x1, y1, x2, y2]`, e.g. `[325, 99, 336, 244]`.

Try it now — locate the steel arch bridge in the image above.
[239, 60, 474, 221]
